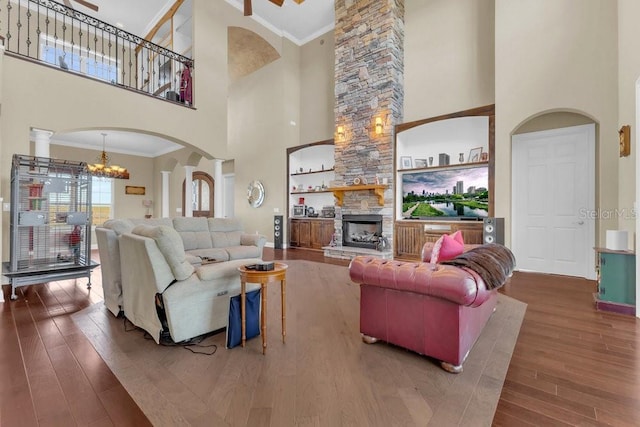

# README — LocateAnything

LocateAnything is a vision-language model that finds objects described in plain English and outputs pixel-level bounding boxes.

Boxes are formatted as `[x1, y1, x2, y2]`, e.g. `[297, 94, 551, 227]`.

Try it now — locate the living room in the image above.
[1, 0, 640, 425]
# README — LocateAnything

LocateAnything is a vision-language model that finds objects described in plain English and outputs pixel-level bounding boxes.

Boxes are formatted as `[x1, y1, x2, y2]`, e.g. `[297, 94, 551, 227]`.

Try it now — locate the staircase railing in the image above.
[1, 0, 194, 105]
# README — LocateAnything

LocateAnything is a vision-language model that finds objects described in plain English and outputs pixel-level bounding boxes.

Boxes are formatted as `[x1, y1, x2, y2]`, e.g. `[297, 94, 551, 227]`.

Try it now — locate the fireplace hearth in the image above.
[342, 214, 383, 250]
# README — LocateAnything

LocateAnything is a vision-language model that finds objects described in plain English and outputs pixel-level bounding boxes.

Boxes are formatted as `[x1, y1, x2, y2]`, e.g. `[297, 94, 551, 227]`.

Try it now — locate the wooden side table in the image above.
[237, 262, 288, 354]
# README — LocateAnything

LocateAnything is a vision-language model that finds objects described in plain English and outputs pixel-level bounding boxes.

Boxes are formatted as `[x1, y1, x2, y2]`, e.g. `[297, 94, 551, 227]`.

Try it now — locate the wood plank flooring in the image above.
[1, 248, 638, 426]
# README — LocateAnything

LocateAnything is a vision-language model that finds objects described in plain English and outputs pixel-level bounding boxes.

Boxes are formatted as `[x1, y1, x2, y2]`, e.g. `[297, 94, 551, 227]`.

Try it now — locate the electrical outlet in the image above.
[2, 203, 10, 212]
[274, 207, 280, 213]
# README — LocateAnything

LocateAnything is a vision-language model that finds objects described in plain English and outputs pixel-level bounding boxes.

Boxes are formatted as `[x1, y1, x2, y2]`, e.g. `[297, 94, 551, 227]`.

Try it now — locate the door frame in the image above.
[182, 171, 214, 217]
[511, 123, 596, 279]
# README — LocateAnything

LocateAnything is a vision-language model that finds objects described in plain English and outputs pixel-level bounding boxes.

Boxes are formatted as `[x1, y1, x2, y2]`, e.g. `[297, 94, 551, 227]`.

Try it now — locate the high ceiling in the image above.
[52, 0, 335, 157]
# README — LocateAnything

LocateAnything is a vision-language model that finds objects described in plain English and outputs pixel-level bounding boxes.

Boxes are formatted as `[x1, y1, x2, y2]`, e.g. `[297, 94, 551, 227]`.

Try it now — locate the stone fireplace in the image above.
[326, 0, 404, 260]
[342, 214, 383, 250]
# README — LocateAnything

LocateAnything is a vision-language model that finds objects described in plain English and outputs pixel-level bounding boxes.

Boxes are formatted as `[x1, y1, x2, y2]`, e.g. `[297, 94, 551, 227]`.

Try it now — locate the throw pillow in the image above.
[430, 233, 465, 264]
[450, 230, 464, 245]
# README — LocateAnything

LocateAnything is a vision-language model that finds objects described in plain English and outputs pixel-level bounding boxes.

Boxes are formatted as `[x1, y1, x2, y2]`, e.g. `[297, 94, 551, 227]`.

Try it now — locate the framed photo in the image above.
[125, 185, 146, 195]
[468, 147, 483, 163]
[400, 156, 413, 169]
[414, 158, 428, 168]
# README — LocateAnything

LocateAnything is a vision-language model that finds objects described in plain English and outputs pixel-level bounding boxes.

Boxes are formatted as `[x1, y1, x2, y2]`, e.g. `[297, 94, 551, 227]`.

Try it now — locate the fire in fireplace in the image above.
[342, 214, 383, 250]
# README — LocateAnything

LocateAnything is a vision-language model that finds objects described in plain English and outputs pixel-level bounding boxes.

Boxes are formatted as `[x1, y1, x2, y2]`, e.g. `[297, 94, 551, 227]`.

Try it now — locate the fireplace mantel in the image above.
[327, 184, 388, 206]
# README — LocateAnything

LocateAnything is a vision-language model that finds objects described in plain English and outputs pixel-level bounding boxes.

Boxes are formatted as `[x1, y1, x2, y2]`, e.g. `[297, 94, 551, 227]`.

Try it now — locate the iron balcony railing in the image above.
[1, 0, 194, 105]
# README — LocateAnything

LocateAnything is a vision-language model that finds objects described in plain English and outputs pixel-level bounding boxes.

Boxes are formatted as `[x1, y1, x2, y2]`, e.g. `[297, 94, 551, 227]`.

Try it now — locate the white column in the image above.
[184, 165, 194, 217]
[31, 128, 53, 158]
[161, 170, 171, 218]
[213, 159, 223, 218]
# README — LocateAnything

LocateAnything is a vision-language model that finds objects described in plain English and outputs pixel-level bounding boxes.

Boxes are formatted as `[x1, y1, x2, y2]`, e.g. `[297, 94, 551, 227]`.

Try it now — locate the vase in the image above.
[459, 153, 464, 162]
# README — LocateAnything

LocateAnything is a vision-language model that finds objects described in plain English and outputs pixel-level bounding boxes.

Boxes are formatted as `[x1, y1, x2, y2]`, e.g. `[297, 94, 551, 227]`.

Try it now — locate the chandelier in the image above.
[87, 133, 129, 179]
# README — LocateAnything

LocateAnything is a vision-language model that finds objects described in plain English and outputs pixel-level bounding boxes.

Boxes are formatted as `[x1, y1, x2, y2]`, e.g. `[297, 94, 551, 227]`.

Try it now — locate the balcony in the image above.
[1, 0, 194, 106]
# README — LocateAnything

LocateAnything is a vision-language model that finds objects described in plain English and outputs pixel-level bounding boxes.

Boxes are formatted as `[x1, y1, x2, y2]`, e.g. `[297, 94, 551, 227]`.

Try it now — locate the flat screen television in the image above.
[401, 164, 489, 219]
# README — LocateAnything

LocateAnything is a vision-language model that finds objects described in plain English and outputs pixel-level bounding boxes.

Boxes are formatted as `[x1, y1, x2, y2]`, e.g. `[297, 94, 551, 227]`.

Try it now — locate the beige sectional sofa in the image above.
[95, 217, 266, 343]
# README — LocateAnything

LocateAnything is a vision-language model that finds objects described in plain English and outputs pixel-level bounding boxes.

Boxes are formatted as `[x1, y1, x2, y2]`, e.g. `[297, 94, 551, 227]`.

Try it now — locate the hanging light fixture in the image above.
[87, 133, 129, 179]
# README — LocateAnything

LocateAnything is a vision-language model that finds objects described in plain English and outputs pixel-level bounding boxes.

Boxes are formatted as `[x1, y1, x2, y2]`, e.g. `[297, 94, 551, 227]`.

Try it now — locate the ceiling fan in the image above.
[244, 0, 304, 16]
[62, 0, 99, 12]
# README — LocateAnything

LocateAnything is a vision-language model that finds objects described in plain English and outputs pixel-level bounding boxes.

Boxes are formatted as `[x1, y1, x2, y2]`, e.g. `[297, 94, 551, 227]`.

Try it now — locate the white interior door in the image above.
[223, 173, 235, 218]
[512, 124, 595, 279]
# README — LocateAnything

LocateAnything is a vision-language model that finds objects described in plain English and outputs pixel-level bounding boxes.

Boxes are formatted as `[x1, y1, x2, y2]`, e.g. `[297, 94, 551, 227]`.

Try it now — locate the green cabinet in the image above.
[596, 248, 635, 305]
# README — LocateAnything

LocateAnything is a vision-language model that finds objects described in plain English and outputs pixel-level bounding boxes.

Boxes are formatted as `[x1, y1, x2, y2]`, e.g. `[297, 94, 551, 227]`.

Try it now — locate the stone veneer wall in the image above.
[333, 0, 404, 249]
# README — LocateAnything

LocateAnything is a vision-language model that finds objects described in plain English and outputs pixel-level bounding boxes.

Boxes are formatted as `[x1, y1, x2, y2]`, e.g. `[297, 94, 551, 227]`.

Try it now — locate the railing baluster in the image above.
[1, 0, 193, 106]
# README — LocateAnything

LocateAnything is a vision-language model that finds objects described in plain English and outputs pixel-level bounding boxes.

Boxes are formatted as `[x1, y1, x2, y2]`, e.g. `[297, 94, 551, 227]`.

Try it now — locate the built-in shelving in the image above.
[397, 160, 489, 173]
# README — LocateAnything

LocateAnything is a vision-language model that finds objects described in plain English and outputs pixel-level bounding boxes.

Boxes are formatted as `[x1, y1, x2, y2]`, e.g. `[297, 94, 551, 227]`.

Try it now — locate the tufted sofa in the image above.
[95, 217, 266, 343]
[349, 242, 513, 373]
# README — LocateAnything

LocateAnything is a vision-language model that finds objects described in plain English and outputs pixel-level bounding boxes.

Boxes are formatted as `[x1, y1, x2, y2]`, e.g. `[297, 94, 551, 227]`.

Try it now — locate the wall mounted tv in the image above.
[401, 164, 489, 219]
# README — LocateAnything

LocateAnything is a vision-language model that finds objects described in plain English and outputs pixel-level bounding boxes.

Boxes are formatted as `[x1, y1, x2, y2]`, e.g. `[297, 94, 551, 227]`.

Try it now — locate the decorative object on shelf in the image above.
[353, 177, 361, 185]
[414, 158, 427, 168]
[429, 157, 434, 166]
[299, 167, 304, 173]
[619, 124, 631, 157]
[298, 197, 305, 204]
[400, 156, 412, 169]
[87, 133, 130, 179]
[247, 180, 265, 208]
[375, 116, 383, 135]
[307, 207, 319, 217]
[292, 185, 296, 191]
[321, 164, 324, 170]
[315, 186, 321, 191]
[439, 153, 450, 166]
[481, 152, 489, 161]
[142, 199, 153, 218]
[361, 177, 368, 185]
[125, 186, 145, 195]
[468, 147, 482, 163]
[459, 153, 464, 163]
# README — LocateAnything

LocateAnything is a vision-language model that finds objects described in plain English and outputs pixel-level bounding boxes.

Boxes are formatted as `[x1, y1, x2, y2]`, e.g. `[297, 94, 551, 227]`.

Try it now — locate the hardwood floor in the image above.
[1, 248, 638, 426]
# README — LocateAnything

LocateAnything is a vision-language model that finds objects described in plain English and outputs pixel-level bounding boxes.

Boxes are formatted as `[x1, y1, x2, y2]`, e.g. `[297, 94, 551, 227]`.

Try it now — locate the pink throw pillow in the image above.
[450, 230, 464, 245]
[430, 233, 465, 264]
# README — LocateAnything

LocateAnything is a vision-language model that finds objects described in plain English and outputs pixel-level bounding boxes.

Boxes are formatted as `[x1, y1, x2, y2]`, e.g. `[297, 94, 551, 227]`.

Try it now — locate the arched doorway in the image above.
[183, 171, 214, 217]
[511, 112, 596, 279]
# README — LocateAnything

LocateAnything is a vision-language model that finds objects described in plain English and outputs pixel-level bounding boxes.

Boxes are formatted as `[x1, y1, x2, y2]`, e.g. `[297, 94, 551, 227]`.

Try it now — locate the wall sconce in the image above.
[337, 125, 345, 140]
[375, 117, 383, 135]
[619, 125, 631, 157]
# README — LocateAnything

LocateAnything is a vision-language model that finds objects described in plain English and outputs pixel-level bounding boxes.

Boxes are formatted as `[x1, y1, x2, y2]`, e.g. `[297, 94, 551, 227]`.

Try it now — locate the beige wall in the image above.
[618, 0, 640, 238]
[403, 0, 495, 122]
[494, 0, 619, 246]
[299, 33, 335, 144]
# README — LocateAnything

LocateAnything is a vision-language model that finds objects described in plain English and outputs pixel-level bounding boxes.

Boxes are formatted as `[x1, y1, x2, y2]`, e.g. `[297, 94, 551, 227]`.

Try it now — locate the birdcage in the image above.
[5, 155, 96, 300]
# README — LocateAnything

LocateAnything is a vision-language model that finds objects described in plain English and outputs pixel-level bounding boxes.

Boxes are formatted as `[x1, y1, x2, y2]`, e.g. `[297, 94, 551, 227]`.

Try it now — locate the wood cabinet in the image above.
[394, 222, 426, 260]
[394, 220, 483, 261]
[594, 247, 636, 315]
[290, 218, 334, 250]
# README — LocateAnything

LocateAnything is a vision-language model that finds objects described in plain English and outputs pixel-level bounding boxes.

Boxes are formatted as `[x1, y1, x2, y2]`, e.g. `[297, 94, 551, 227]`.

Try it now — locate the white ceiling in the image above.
[52, 0, 334, 158]
[226, 0, 335, 45]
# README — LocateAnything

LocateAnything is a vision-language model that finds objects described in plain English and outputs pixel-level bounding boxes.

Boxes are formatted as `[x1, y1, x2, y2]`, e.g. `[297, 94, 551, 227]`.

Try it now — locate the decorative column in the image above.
[161, 170, 171, 218]
[184, 165, 194, 217]
[31, 128, 53, 158]
[213, 159, 223, 218]
[333, 0, 405, 245]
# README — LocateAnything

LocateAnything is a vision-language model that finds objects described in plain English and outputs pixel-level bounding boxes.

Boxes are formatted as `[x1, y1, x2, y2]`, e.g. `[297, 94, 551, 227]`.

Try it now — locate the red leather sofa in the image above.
[348, 243, 503, 373]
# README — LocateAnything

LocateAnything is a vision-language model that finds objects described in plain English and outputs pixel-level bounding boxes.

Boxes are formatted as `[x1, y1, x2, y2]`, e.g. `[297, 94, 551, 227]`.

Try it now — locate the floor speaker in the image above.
[274, 215, 283, 249]
[483, 217, 504, 245]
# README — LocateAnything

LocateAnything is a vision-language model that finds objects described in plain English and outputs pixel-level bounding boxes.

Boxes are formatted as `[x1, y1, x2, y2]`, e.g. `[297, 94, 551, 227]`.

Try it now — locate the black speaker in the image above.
[274, 215, 283, 249]
[483, 217, 504, 245]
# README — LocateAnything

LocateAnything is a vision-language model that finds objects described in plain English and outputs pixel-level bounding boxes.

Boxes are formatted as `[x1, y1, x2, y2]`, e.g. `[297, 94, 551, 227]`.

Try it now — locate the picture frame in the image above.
[414, 158, 428, 168]
[125, 185, 146, 195]
[468, 147, 483, 163]
[400, 156, 413, 169]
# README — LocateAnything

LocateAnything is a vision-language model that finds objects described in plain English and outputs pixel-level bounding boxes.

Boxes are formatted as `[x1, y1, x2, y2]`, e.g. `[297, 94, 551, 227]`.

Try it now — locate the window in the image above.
[40, 34, 119, 83]
[92, 177, 113, 226]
